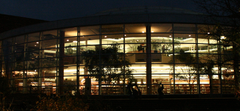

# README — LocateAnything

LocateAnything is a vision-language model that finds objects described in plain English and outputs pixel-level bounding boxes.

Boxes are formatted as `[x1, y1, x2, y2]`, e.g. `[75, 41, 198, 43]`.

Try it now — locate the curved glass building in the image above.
[0, 7, 235, 95]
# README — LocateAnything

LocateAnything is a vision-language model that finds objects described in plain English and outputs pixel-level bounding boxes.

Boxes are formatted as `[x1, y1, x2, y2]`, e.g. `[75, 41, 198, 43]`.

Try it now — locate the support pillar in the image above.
[146, 24, 152, 95]
[76, 27, 80, 95]
[38, 32, 43, 93]
[23, 35, 28, 93]
[59, 31, 65, 94]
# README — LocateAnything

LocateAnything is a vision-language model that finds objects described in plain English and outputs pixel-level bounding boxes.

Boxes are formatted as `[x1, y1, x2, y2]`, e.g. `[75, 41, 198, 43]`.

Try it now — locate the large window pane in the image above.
[151, 24, 172, 33]
[174, 24, 196, 33]
[125, 24, 146, 33]
[80, 26, 100, 36]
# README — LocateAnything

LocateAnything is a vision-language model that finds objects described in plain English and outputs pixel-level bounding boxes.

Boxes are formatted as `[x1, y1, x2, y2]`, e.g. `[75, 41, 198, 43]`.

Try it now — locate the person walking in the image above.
[158, 82, 164, 99]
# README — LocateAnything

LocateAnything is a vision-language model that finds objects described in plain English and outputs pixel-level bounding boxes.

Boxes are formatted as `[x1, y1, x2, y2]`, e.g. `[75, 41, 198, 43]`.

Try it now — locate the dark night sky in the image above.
[0, 0, 199, 21]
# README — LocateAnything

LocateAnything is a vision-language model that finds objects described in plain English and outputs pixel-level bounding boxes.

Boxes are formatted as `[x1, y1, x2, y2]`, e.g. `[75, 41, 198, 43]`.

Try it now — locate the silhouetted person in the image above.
[135, 84, 142, 97]
[137, 45, 143, 51]
[29, 85, 32, 93]
[132, 88, 138, 99]
[162, 45, 166, 53]
[132, 84, 142, 99]
[127, 83, 133, 96]
[158, 82, 164, 99]
[236, 91, 240, 100]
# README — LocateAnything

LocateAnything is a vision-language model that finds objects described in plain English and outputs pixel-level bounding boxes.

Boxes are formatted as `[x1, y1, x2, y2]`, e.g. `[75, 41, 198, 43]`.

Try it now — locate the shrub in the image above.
[32, 94, 89, 111]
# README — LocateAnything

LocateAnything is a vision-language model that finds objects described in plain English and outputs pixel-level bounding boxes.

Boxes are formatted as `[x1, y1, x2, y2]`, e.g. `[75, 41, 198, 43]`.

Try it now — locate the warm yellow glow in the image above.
[73, 41, 77, 43]
[221, 36, 226, 40]
[44, 50, 56, 53]
[65, 31, 77, 36]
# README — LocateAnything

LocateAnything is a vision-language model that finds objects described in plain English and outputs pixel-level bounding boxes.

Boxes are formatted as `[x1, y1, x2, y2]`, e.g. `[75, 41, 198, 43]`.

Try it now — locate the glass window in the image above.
[197, 25, 214, 34]
[65, 37, 78, 47]
[102, 34, 124, 44]
[174, 24, 196, 33]
[15, 35, 25, 44]
[28, 33, 39, 42]
[174, 34, 196, 44]
[63, 27, 77, 37]
[151, 24, 172, 33]
[102, 24, 124, 34]
[125, 24, 146, 33]
[43, 30, 58, 40]
[82, 35, 100, 45]
[80, 26, 100, 36]
[151, 34, 172, 43]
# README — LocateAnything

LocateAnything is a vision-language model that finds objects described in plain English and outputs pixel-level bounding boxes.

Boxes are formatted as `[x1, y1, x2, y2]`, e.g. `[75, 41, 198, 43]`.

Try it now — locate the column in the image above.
[146, 24, 152, 95]
[59, 31, 65, 94]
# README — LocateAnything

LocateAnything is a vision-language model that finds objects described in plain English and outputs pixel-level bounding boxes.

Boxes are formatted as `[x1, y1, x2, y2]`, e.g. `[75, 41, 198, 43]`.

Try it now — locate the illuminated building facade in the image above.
[0, 7, 235, 95]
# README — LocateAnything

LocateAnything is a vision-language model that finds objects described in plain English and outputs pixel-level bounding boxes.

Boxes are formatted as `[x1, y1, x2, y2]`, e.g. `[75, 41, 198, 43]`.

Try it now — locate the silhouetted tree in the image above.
[194, 0, 240, 91]
[81, 45, 132, 95]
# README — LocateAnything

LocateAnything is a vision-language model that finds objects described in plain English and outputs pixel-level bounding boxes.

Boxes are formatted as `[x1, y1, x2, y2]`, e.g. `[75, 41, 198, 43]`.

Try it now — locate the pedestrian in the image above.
[127, 83, 133, 96]
[158, 82, 164, 99]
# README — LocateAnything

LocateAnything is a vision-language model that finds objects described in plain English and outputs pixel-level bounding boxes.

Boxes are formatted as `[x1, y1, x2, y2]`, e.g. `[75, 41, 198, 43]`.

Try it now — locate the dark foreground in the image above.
[5, 94, 240, 111]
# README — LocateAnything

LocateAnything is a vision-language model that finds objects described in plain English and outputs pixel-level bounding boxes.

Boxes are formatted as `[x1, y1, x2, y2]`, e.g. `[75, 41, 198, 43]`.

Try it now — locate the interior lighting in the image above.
[221, 36, 226, 39]
[36, 42, 39, 44]
[73, 41, 77, 43]
[207, 32, 210, 34]
[67, 39, 69, 41]
[34, 45, 37, 46]
[151, 31, 154, 33]
[142, 31, 145, 33]
[124, 34, 126, 36]
[105, 36, 107, 38]
[169, 35, 172, 37]
[189, 35, 191, 37]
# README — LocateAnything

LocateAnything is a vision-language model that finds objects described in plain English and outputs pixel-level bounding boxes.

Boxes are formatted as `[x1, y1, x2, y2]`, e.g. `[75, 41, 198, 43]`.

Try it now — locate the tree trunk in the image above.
[209, 75, 213, 95]
[233, 44, 239, 91]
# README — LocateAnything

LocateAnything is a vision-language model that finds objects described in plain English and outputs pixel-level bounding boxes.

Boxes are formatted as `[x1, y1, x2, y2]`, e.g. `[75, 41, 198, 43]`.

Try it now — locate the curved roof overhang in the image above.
[0, 13, 210, 39]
